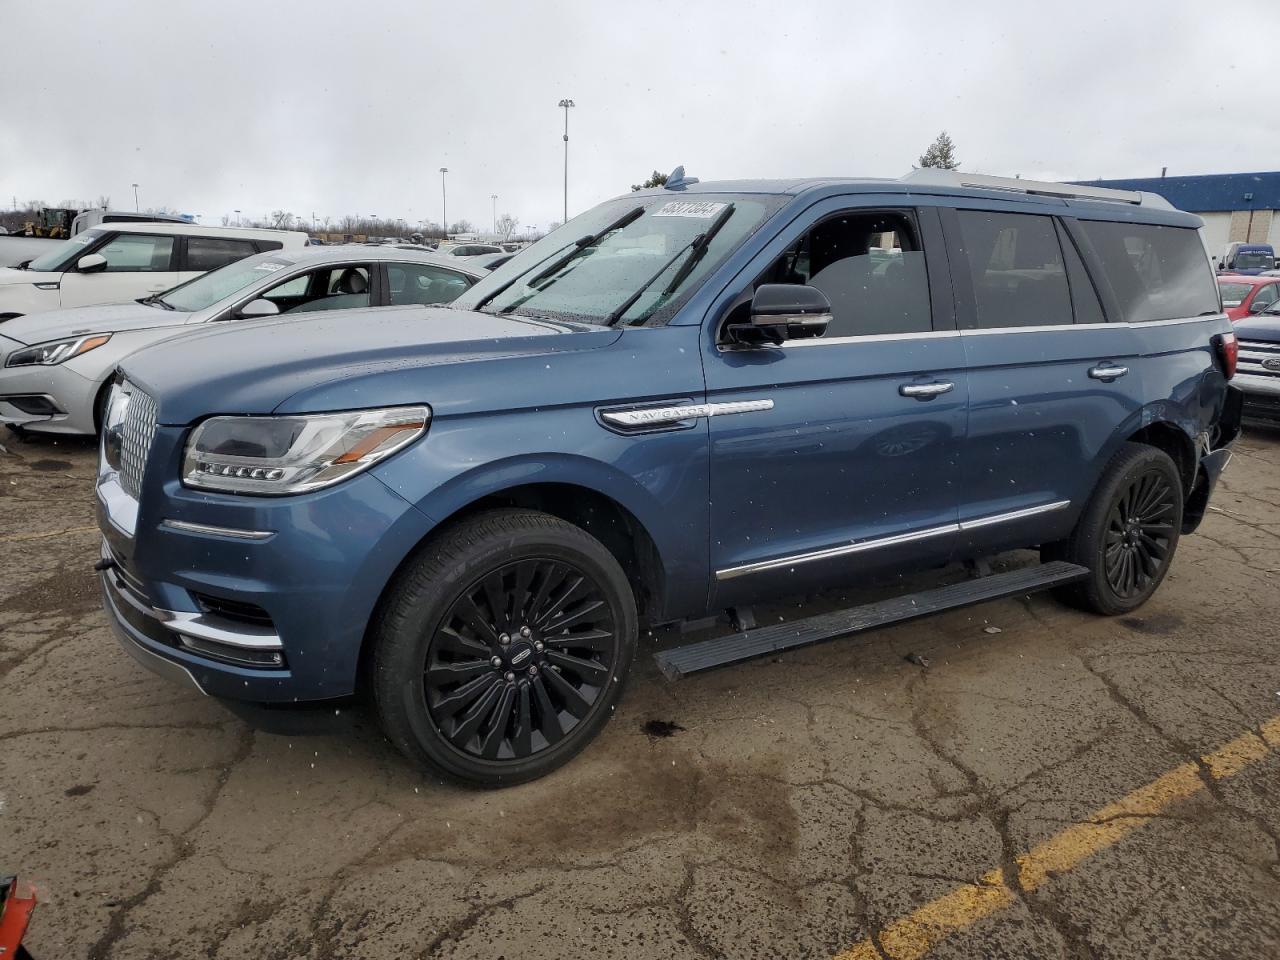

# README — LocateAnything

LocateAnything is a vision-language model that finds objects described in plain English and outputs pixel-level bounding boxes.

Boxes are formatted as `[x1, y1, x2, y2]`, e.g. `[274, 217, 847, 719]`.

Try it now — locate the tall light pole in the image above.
[558, 99, 574, 223]
[439, 167, 449, 237]
[131, 183, 140, 212]
[491, 194, 498, 236]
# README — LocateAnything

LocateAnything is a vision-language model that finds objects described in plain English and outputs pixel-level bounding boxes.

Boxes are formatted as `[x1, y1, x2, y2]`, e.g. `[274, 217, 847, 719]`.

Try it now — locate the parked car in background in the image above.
[1217, 275, 1280, 321]
[1233, 306, 1280, 421]
[0, 246, 482, 436]
[0, 223, 306, 322]
[438, 241, 505, 257]
[94, 169, 1240, 786]
[1218, 242, 1276, 275]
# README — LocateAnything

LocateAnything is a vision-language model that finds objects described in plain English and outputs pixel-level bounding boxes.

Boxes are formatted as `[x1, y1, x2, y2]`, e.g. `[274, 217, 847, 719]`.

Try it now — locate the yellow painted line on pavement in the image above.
[836, 714, 1280, 960]
[0, 523, 98, 544]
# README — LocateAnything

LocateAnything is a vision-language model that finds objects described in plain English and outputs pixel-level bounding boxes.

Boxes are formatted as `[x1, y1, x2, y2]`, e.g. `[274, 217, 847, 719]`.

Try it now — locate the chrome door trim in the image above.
[716, 522, 956, 581]
[161, 518, 275, 541]
[956, 499, 1071, 532]
[600, 399, 773, 428]
[715, 499, 1071, 581]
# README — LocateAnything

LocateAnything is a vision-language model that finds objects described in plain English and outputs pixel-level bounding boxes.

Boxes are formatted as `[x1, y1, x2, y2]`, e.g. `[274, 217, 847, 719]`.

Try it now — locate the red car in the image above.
[1218, 275, 1280, 321]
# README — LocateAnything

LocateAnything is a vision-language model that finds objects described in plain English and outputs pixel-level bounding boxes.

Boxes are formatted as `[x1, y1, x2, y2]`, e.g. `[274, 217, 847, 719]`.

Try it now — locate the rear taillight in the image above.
[1214, 332, 1238, 380]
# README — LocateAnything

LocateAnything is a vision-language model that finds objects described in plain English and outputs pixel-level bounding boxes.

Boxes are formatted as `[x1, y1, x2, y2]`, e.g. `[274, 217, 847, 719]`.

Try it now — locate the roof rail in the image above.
[900, 169, 1171, 208]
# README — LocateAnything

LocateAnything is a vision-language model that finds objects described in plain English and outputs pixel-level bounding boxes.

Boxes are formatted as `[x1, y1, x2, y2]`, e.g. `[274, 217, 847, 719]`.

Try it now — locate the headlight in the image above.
[5, 333, 111, 367]
[182, 405, 430, 495]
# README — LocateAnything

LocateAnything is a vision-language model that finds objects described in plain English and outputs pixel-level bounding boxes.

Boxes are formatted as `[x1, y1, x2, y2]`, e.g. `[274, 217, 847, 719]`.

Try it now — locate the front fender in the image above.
[372, 412, 711, 620]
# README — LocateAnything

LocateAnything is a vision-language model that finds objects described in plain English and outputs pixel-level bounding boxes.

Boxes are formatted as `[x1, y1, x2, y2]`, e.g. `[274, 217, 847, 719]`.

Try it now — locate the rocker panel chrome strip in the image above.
[716, 500, 1071, 581]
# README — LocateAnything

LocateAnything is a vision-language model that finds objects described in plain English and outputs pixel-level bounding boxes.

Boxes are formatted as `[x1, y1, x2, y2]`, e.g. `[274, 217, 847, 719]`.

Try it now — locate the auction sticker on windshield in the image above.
[653, 201, 727, 218]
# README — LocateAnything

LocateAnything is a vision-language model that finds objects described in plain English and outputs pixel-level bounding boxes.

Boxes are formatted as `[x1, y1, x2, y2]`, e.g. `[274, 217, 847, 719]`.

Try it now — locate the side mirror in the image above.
[729, 284, 831, 343]
[1250, 299, 1271, 314]
[237, 298, 280, 319]
[77, 253, 108, 274]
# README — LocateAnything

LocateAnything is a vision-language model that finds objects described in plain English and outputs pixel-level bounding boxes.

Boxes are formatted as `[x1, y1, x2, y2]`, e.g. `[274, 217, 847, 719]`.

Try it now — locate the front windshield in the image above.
[1235, 252, 1273, 271]
[159, 254, 296, 312]
[25, 228, 106, 272]
[455, 194, 781, 325]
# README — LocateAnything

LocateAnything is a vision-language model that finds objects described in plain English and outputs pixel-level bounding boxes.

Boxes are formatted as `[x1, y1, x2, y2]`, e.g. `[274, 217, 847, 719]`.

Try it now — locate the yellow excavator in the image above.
[16, 207, 79, 239]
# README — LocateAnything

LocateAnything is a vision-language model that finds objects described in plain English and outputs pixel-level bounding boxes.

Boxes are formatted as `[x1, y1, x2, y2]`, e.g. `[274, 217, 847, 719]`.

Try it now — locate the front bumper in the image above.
[0, 347, 99, 434]
[1234, 372, 1280, 421]
[97, 425, 436, 703]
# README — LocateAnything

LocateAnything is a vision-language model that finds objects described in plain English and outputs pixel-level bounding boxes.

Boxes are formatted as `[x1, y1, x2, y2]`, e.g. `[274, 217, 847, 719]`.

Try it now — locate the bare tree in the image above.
[270, 210, 295, 230]
[496, 213, 518, 241]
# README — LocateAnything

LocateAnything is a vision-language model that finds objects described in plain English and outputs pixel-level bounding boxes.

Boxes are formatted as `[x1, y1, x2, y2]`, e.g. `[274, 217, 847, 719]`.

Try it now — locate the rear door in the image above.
[381, 261, 475, 306]
[940, 206, 1142, 557]
[178, 236, 261, 284]
[57, 231, 179, 307]
[703, 199, 968, 609]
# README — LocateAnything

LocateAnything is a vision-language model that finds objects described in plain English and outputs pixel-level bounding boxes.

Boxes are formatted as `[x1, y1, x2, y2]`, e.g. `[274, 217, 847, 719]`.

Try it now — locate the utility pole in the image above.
[558, 99, 575, 223]
[131, 183, 140, 212]
[491, 194, 498, 236]
[439, 167, 449, 237]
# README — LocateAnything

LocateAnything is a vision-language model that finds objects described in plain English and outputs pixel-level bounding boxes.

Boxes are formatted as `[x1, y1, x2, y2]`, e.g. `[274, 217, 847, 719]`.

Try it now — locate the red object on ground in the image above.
[0, 875, 37, 959]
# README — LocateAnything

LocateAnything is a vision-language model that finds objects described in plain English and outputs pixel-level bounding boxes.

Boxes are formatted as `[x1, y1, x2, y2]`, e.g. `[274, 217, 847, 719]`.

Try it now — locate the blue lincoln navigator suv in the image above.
[96, 169, 1242, 785]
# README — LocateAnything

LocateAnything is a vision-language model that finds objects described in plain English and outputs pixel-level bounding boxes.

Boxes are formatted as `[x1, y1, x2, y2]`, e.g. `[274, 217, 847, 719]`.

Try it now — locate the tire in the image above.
[371, 508, 638, 787]
[1044, 442, 1183, 615]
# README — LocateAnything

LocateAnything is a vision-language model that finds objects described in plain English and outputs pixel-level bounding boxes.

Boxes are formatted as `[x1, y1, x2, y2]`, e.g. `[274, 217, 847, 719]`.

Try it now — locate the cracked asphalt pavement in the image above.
[3, 426, 1279, 959]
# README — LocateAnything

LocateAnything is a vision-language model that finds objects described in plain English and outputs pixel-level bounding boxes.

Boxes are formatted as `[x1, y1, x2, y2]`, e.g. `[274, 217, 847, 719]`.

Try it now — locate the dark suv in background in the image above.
[95, 169, 1241, 785]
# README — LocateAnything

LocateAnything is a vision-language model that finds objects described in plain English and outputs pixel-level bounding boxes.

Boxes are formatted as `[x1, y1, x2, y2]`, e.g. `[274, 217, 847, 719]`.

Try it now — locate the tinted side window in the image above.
[1056, 221, 1105, 325]
[387, 263, 472, 305]
[97, 233, 175, 273]
[956, 211, 1072, 328]
[186, 237, 258, 271]
[1076, 221, 1218, 322]
[757, 210, 932, 337]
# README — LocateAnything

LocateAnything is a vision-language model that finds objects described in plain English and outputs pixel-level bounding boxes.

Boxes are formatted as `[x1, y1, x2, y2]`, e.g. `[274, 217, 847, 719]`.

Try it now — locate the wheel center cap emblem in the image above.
[508, 642, 535, 669]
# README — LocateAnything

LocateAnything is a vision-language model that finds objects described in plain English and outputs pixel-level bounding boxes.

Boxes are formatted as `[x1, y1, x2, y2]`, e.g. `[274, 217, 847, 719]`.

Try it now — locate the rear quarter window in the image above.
[1077, 221, 1218, 322]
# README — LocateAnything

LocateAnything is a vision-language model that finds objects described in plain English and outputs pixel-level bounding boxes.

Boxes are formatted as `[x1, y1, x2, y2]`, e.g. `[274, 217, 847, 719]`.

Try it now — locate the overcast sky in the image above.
[3, 0, 1277, 232]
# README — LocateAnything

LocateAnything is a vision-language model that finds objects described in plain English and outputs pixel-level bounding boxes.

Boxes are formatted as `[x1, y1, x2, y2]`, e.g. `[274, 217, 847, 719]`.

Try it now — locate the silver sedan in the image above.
[0, 245, 484, 436]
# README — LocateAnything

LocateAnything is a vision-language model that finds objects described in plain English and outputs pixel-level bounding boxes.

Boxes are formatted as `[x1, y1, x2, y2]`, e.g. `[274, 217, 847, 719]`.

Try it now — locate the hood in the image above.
[121, 306, 622, 424]
[0, 265, 57, 285]
[0, 301, 187, 345]
[1234, 314, 1280, 343]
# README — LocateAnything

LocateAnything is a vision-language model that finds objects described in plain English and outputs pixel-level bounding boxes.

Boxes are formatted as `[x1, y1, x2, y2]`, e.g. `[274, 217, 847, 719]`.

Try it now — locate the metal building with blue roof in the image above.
[1072, 172, 1280, 265]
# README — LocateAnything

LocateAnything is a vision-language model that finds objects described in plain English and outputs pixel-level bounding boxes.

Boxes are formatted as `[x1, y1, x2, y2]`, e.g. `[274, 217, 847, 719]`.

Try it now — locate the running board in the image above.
[654, 561, 1089, 680]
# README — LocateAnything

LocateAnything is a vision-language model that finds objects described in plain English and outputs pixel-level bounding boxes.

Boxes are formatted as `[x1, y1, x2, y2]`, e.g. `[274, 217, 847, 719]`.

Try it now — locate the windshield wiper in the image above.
[476, 206, 645, 313]
[139, 294, 174, 310]
[603, 203, 735, 326]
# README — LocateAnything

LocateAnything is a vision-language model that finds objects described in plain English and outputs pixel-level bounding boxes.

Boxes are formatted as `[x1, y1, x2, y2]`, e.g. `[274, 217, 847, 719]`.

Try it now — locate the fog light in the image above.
[176, 634, 287, 668]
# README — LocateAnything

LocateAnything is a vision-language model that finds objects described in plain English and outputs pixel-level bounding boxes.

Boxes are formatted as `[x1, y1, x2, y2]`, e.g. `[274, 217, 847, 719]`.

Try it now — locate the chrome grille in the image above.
[1239, 339, 1280, 379]
[119, 384, 158, 499]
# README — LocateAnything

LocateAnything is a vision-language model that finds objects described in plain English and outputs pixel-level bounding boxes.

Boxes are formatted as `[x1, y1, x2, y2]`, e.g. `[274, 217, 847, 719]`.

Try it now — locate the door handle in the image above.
[899, 381, 954, 399]
[1088, 363, 1129, 382]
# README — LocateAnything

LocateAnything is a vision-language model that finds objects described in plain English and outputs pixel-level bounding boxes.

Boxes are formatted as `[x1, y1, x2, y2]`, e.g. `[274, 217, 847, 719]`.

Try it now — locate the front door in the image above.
[702, 202, 967, 609]
[58, 231, 179, 308]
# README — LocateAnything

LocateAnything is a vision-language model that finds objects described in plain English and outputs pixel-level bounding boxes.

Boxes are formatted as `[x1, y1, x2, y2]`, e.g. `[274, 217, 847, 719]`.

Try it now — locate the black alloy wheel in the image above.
[372, 509, 637, 786]
[1102, 469, 1176, 599]
[1045, 441, 1184, 615]
[424, 557, 620, 762]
